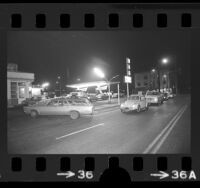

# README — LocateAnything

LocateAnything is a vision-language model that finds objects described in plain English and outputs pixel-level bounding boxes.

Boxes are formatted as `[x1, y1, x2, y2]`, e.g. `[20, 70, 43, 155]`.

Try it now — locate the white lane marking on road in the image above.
[143, 105, 187, 154]
[151, 105, 188, 154]
[55, 123, 105, 140]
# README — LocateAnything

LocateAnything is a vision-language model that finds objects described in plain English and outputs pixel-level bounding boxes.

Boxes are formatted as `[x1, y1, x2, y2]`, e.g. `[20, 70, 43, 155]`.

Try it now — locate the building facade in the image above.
[134, 72, 152, 90]
[7, 63, 34, 107]
[134, 70, 171, 92]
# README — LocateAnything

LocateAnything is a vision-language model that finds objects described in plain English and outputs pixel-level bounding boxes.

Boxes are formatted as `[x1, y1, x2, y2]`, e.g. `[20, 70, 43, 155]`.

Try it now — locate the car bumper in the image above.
[146, 100, 159, 104]
[120, 106, 137, 112]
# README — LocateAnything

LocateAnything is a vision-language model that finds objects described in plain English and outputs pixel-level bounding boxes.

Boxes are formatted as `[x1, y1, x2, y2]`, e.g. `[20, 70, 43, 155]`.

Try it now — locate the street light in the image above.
[42, 82, 49, 88]
[93, 67, 105, 78]
[162, 58, 169, 64]
[153, 57, 169, 92]
[163, 74, 167, 78]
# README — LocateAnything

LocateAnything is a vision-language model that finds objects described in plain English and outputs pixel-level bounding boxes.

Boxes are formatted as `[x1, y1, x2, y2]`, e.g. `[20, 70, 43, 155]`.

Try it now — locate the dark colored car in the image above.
[163, 93, 169, 100]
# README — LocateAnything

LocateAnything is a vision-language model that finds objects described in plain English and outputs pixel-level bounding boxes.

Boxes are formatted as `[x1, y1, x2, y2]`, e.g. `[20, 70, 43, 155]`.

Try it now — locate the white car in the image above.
[23, 97, 94, 119]
[120, 94, 149, 113]
[145, 91, 163, 105]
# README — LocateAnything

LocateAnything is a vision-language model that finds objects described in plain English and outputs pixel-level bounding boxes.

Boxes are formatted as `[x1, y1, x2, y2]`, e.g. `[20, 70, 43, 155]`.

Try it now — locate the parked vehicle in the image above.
[96, 93, 109, 100]
[168, 92, 175, 98]
[23, 97, 94, 120]
[158, 92, 164, 103]
[145, 91, 162, 105]
[87, 93, 98, 102]
[69, 91, 88, 98]
[112, 92, 125, 98]
[120, 94, 149, 113]
[163, 92, 169, 100]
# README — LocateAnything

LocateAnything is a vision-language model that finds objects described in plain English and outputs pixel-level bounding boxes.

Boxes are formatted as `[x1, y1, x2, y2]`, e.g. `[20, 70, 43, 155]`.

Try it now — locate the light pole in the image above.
[93, 67, 119, 103]
[151, 69, 156, 90]
[152, 57, 169, 92]
[57, 76, 61, 96]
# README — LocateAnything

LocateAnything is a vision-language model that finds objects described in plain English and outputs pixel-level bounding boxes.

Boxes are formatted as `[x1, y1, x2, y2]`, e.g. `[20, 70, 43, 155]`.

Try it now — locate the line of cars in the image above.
[120, 90, 175, 113]
[22, 90, 117, 120]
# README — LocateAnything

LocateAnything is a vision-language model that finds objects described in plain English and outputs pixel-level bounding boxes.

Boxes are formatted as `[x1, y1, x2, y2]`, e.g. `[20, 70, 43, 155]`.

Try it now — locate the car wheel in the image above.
[121, 109, 125, 113]
[137, 105, 141, 113]
[70, 111, 80, 120]
[30, 110, 38, 118]
[145, 104, 149, 111]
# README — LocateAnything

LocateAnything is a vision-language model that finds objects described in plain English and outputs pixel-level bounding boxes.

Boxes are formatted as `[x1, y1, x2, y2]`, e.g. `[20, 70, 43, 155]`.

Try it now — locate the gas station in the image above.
[66, 81, 121, 104]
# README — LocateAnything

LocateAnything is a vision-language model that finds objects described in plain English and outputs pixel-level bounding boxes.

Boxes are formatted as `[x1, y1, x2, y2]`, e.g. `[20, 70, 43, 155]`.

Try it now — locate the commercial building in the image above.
[7, 63, 34, 107]
[134, 70, 171, 92]
[134, 72, 152, 90]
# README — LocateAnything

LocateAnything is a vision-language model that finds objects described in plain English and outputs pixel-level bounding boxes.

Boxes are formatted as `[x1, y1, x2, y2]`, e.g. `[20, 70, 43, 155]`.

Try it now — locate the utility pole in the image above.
[117, 83, 120, 105]
[157, 69, 160, 92]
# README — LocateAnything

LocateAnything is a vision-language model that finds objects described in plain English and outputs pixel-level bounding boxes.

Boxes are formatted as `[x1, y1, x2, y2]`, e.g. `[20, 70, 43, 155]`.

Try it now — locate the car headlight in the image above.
[154, 98, 158, 102]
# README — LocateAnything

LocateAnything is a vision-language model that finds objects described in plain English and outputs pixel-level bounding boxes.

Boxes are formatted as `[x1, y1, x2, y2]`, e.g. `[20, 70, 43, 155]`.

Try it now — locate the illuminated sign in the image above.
[124, 76, 132, 83]
[126, 57, 131, 76]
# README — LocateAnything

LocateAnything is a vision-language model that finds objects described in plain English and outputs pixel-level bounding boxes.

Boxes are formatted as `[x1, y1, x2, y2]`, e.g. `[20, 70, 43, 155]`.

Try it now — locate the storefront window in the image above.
[19, 87, 25, 98]
[11, 82, 17, 99]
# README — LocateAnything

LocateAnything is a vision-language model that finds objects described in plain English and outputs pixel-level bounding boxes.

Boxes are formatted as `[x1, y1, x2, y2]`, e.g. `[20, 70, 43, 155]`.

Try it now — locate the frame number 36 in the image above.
[77, 170, 94, 180]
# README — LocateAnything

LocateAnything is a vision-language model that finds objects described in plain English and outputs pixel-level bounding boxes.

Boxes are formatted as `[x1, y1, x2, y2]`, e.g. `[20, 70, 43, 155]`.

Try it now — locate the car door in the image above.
[140, 96, 146, 108]
[39, 99, 62, 115]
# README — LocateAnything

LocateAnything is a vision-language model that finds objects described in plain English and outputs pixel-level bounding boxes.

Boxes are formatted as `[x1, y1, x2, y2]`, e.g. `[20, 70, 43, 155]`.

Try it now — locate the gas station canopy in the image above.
[66, 81, 120, 90]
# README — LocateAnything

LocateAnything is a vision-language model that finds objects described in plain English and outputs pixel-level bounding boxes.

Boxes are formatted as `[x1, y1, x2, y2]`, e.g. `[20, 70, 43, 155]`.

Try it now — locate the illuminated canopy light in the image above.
[94, 67, 105, 78]
[66, 81, 120, 89]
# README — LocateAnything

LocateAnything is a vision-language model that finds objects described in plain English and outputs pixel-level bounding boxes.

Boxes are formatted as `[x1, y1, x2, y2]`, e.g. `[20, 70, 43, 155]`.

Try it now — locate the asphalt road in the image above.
[7, 95, 190, 154]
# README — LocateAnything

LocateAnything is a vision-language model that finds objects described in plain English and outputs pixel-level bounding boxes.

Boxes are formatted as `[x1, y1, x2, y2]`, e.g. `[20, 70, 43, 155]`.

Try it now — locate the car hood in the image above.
[124, 100, 139, 105]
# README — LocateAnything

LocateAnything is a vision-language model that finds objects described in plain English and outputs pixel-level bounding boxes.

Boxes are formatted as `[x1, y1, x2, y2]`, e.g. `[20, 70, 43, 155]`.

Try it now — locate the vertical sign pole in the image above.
[126, 57, 131, 99]
[127, 83, 129, 99]
[117, 83, 120, 105]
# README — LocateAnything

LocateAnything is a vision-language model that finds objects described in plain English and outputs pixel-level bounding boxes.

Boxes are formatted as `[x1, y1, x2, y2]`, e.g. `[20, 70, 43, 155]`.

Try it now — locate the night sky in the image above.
[7, 30, 191, 91]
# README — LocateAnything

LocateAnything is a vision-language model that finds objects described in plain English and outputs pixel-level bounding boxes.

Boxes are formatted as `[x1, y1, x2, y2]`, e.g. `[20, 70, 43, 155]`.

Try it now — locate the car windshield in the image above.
[128, 96, 139, 100]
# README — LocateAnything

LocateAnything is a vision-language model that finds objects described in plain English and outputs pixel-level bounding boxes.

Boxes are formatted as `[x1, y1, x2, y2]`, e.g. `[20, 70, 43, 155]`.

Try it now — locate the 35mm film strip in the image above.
[0, 3, 199, 183]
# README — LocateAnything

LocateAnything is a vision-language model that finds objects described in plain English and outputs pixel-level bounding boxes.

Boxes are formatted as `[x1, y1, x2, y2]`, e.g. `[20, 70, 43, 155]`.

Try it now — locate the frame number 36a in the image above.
[171, 170, 196, 180]
[77, 170, 94, 180]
